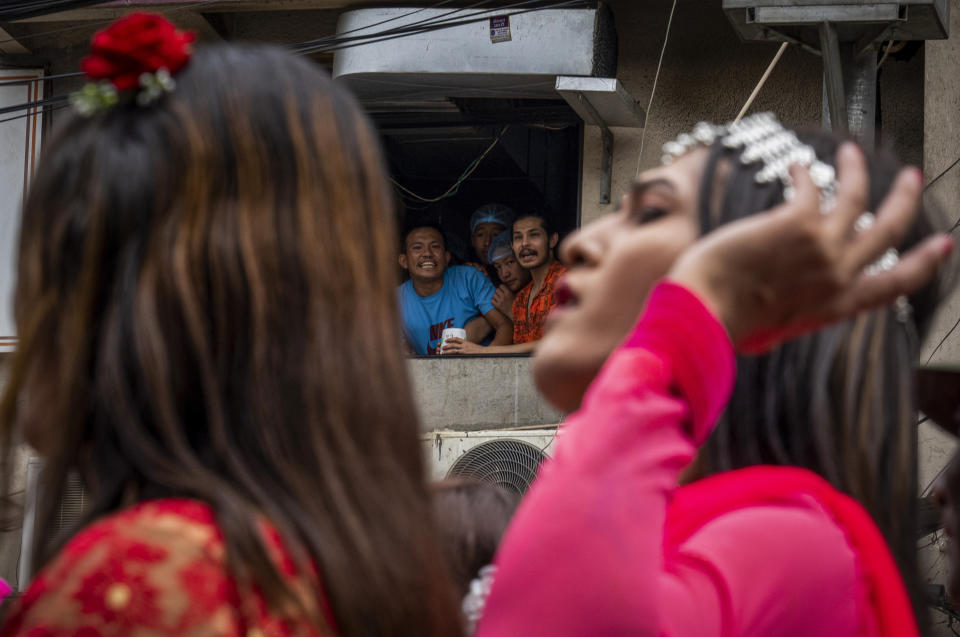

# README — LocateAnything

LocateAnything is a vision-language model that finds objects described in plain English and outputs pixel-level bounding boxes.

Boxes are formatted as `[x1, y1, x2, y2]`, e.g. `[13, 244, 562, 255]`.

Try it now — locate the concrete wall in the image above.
[580, 0, 925, 225]
[409, 357, 562, 431]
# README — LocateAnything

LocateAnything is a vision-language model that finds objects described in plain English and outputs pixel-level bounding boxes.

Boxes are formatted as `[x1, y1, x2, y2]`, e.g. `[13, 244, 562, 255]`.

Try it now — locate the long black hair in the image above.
[2, 44, 463, 636]
[694, 130, 951, 625]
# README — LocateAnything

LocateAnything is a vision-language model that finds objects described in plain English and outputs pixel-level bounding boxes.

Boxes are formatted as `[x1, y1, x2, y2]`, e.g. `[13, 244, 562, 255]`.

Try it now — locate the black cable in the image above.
[293, 0, 588, 54]
[0, 0, 107, 21]
[318, 0, 592, 54]
[299, 0, 590, 56]
[0, 0, 463, 90]
[0, 0, 589, 120]
[926, 155, 960, 194]
[291, 0, 497, 53]
[927, 315, 960, 365]
[292, 0, 474, 52]
[0, 101, 66, 126]
[0, 94, 66, 117]
[0, 0, 226, 47]
[0, 72, 82, 88]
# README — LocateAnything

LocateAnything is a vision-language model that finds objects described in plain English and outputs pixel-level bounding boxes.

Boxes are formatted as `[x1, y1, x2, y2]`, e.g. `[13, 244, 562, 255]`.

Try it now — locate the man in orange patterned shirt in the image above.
[511, 213, 566, 345]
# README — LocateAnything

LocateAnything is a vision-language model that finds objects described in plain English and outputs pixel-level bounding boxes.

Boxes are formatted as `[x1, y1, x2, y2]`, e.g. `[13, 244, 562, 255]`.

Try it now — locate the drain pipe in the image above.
[819, 22, 878, 150]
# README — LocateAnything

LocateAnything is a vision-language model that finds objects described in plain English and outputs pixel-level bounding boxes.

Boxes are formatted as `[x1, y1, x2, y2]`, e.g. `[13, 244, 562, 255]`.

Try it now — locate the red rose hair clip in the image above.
[70, 13, 195, 116]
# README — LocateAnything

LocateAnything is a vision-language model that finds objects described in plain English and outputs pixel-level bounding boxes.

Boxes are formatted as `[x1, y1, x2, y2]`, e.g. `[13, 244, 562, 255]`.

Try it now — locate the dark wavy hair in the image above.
[0, 44, 463, 636]
[694, 130, 953, 626]
[431, 479, 521, 597]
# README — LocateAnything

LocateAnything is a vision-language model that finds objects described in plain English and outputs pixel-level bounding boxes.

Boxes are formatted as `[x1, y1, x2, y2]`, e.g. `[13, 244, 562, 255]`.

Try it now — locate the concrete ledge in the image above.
[408, 356, 563, 431]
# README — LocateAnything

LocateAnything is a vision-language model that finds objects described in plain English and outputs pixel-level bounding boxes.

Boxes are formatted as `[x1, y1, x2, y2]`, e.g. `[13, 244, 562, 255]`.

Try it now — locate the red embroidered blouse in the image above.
[0, 499, 329, 636]
[511, 261, 567, 344]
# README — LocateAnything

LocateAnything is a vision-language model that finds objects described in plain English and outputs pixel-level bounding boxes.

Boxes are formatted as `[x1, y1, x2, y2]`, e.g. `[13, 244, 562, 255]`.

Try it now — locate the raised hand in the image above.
[668, 143, 953, 353]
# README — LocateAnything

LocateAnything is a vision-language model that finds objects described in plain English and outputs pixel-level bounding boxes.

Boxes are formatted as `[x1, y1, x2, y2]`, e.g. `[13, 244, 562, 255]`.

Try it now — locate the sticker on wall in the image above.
[489, 16, 511, 43]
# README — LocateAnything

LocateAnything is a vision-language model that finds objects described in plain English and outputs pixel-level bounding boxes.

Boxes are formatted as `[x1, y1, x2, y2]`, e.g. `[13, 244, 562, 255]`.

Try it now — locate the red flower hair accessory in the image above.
[71, 13, 195, 115]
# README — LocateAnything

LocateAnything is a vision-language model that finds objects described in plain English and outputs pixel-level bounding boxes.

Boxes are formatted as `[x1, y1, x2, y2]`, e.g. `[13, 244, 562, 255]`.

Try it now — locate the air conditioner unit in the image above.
[18, 458, 88, 590]
[333, 5, 617, 101]
[422, 428, 559, 495]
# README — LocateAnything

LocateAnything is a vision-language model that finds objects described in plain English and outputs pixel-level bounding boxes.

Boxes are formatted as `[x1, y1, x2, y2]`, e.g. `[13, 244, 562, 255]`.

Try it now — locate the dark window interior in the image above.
[374, 98, 583, 358]
[375, 98, 582, 264]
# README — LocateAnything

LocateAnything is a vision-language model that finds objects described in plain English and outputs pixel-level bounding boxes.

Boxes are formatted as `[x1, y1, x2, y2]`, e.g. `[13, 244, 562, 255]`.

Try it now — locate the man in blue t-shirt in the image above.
[398, 223, 512, 355]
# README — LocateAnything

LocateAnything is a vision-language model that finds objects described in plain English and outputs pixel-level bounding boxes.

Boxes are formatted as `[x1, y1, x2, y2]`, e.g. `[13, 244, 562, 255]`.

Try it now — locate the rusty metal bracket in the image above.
[577, 92, 613, 205]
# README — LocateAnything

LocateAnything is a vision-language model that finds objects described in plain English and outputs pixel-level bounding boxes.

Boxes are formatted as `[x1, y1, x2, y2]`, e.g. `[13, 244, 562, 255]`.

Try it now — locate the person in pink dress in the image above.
[476, 119, 956, 636]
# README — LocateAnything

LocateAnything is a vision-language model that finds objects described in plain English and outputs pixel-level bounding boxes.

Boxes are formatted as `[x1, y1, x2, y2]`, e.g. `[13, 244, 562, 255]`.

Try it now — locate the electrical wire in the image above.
[733, 42, 788, 124]
[918, 149, 960, 363]
[295, 0, 590, 57]
[0, 0, 105, 21]
[293, 0, 587, 53]
[0, 0, 486, 86]
[0, 0, 587, 121]
[923, 154, 960, 234]
[0, 100, 63, 125]
[926, 315, 960, 366]
[0, 71, 81, 88]
[635, 0, 678, 178]
[0, 0, 226, 46]
[391, 125, 508, 203]
[0, 93, 66, 117]
[290, 0, 494, 54]
[927, 155, 960, 194]
[922, 449, 954, 497]
[310, 0, 589, 53]
[329, 0, 461, 42]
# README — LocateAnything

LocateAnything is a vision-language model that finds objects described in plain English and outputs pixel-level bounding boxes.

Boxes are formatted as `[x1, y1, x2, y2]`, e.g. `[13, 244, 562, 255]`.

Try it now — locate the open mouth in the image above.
[418, 260, 438, 270]
[554, 281, 577, 308]
[519, 250, 538, 260]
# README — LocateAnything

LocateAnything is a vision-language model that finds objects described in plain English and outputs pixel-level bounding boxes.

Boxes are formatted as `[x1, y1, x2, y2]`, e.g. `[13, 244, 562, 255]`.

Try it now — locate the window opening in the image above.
[379, 98, 582, 359]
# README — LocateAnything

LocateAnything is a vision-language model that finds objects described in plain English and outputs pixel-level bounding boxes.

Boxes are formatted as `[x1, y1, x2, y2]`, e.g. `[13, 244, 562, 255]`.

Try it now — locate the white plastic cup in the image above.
[441, 328, 467, 354]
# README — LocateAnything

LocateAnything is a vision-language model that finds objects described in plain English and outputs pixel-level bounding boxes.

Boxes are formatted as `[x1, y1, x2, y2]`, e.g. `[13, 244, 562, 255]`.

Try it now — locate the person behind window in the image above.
[468, 204, 514, 285]
[398, 222, 511, 355]
[442, 214, 565, 355]
[487, 231, 531, 319]
[511, 214, 567, 344]
[442, 214, 566, 354]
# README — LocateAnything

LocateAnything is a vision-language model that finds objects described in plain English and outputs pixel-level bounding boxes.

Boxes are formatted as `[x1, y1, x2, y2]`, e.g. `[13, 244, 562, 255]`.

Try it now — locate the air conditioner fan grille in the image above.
[446, 439, 546, 495]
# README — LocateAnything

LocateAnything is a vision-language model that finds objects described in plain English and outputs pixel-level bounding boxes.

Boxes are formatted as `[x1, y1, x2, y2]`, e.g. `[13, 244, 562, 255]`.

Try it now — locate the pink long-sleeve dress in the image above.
[477, 281, 918, 637]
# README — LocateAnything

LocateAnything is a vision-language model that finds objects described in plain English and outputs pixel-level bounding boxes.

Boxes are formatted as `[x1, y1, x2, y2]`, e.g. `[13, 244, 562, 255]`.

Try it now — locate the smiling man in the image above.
[398, 222, 512, 355]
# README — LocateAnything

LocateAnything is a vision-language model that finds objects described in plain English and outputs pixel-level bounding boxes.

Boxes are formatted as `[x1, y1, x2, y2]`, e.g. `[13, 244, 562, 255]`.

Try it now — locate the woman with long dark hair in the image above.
[0, 14, 461, 635]
[477, 119, 954, 636]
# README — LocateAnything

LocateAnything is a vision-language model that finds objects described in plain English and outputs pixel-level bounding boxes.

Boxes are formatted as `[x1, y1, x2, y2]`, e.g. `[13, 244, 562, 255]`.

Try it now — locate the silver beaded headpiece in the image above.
[662, 112, 909, 321]
[662, 112, 839, 208]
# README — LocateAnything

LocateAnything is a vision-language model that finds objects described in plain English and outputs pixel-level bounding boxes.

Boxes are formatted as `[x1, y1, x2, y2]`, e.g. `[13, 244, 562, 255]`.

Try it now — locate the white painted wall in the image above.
[0, 69, 43, 351]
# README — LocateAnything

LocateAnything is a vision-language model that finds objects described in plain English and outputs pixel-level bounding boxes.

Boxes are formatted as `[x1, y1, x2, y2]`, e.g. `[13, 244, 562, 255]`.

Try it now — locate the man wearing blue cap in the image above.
[398, 221, 512, 355]
[468, 203, 514, 285]
[488, 231, 531, 318]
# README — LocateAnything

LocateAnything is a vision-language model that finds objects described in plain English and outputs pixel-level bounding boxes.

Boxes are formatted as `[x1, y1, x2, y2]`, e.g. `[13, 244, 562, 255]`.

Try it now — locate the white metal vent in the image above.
[19, 459, 89, 589]
[446, 438, 547, 494]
